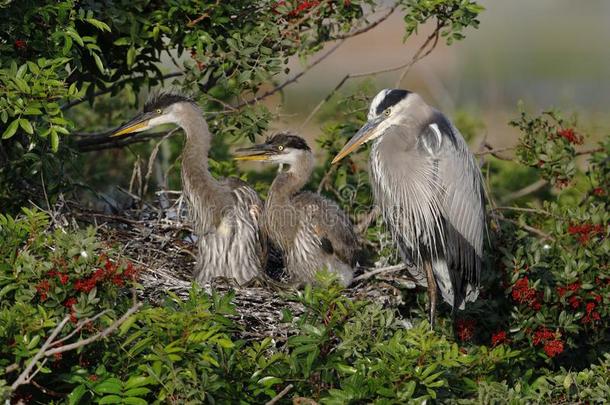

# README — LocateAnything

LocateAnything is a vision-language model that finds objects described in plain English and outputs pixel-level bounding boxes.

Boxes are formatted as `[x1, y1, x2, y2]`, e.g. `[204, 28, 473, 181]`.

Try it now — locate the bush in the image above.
[1, 0, 608, 403]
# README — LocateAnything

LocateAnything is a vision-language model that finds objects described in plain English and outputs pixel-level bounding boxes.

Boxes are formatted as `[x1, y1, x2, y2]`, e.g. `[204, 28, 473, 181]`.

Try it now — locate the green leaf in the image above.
[19, 119, 34, 134]
[86, 18, 111, 32]
[67, 384, 87, 405]
[50, 130, 59, 152]
[66, 28, 84, 47]
[0, 284, 18, 298]
[95, 378, 122, 395]
[91, 53, 105, 74]
[98, 395, 122, 404]
[63, 35, 73, 54]
[124, 376, 153, 390]
[123, 387, 151, 397]
[2, 119, 20, 139]
[127, 47, 136, 68]
[123, 398, 147, 405]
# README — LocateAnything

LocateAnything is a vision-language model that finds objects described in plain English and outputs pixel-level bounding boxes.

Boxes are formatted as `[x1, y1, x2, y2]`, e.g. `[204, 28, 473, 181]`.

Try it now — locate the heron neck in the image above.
[181, 105, 212, 174]
[267, 152, 314, 204]
[179, 104, 228, 228]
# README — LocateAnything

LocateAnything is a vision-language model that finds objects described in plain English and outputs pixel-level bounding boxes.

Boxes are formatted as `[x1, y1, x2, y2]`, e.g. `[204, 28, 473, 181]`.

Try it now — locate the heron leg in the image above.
[424, 261, 437, 329]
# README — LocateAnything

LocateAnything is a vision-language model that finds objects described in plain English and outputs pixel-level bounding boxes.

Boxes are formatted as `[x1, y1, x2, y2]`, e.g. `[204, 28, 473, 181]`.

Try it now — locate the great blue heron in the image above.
[332, 89, 486, 326]
[112, 93, 267, 285]
[236, 133, 360, 286]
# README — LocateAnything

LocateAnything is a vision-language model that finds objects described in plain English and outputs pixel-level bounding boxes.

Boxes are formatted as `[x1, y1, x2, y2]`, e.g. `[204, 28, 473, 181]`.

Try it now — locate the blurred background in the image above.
[271, 0, 610, 149]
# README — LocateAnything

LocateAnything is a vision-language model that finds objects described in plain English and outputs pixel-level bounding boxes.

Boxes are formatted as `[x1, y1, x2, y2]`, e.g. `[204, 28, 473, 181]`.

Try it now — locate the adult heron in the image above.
[332, 89, 486, 326]
[236, 133, 361, 286]
[112, 93, 266, 285]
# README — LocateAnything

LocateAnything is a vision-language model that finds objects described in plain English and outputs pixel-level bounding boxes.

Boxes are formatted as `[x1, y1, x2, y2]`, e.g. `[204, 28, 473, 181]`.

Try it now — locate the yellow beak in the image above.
[331, 118, 381, 164]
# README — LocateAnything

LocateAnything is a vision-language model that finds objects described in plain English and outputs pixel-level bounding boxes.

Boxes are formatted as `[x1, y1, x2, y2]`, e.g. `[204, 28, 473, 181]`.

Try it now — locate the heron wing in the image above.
[222, 177, 268, 269]
[292, 191, 361, 267]
[421, 113, 486, 295]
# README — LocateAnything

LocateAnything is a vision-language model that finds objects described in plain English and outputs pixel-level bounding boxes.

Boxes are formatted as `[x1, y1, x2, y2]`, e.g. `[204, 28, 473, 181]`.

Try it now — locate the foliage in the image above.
[0, 0, 483, 211]
[1, 0, 609, 404]
[1, 210, 608, 403]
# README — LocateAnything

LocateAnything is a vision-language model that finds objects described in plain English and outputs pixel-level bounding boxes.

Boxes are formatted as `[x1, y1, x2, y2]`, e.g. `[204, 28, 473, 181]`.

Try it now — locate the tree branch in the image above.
[300, 22, 444, 128]
[501, 179, 548, 204]
[265, 383, 294, 405]
[44, 302, 142, 357]
[334, 4, 398, 40]
[353, 264, 415, 283]
[236, 39, 346, 109]
[10, 316, 71, 391]
[491, 214, 555, 241]
[9, 303, 143, 394]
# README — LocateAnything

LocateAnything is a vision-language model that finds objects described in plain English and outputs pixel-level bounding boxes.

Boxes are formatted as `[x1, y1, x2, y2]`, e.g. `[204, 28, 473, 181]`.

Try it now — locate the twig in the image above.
[316, 165, 337, 194]
[353, 264, 410, 282]
[493, 206, 553, 217]
[31, 380, 63, 398]
[9, 303, 142, 393]
[238, 2, 397, 111]
[575, 147, 603, 156]
[44, 302, 143, 357]
[334, 4, 398, 40]
[475, 144, 516, 160]
[143, 128, 180, 197]
[356, 206, 380, 234]
[11, 315, 71, 391]
[395, 21, 442, 87]
[236, 40, 345, 109]
[52, 310, 111, 347]
[501, 179, 548, 204]
[491, 214, 555, 241]
[265, 383, 294, 405]
[300, 23, 444, 129]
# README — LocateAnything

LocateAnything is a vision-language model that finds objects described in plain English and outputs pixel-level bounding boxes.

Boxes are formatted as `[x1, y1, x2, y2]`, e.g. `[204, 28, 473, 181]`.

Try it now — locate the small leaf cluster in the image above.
[510, 105, 584, 187]
[400, 0, 484, 43]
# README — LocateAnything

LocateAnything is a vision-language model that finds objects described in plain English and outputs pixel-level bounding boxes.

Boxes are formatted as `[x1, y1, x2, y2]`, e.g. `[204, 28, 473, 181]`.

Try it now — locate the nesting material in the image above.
[58, 192, 416, 341]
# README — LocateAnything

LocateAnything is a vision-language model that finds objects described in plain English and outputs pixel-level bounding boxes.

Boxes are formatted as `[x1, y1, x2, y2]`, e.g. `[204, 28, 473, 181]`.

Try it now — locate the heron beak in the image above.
[234, 144, 275, 161]
[111, 113, 154, 137]
[331, 117, 383, 164]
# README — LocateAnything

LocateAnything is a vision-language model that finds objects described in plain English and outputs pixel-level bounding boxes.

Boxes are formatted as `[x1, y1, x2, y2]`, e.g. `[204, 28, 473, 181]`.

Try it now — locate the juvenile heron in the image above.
[236, 133, 360, 286]
[332, 89, 486, 326]
[112, 93, 266, 285]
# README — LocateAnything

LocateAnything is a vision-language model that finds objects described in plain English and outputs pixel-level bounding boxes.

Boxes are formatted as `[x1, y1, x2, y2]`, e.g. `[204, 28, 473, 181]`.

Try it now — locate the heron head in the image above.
[235, 132, 311, 166]
[111, 93, 196, 137]
[331, 88, 415, 164]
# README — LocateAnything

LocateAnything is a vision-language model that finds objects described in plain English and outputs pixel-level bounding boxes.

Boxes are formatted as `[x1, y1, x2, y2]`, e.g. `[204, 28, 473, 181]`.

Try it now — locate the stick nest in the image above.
[54, 193, 417, 341]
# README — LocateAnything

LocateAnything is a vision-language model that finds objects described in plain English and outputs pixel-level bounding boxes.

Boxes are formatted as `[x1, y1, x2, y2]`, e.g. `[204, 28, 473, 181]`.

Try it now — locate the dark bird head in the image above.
[111, 92, 196, 137]
[235, 132, 311, 165]
[332, 88, 421, 164]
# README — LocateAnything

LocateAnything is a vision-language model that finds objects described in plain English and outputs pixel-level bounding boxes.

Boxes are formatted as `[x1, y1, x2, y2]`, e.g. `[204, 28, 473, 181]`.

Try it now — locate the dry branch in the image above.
[9, 303, 142, 394]
[266, 384, 294, 405]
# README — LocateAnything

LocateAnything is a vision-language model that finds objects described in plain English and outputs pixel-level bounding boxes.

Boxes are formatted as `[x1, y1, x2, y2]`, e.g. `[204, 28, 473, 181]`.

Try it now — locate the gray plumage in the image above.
[112, 93, 266, 285]
[332, 89, 486, 325]
[237, 133, 360, 286]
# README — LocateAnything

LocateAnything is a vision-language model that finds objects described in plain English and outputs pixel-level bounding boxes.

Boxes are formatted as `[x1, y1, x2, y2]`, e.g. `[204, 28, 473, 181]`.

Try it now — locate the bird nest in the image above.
[55, 192, 417, 341]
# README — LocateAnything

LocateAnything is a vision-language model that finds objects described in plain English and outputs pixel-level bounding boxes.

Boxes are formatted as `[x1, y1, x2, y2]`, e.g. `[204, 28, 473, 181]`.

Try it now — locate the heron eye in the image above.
[384, 108, 391, 116]
[155, 108, 162, 114]
[278, 145, 284, 151]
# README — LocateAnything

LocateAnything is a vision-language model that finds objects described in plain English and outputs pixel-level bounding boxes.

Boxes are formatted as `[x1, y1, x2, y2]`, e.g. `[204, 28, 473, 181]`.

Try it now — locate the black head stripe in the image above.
[374, 89, 411, 115]
[375, 89, 410, 115]
[266, 132, 311, 151]
[144, 92, 194, 112]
